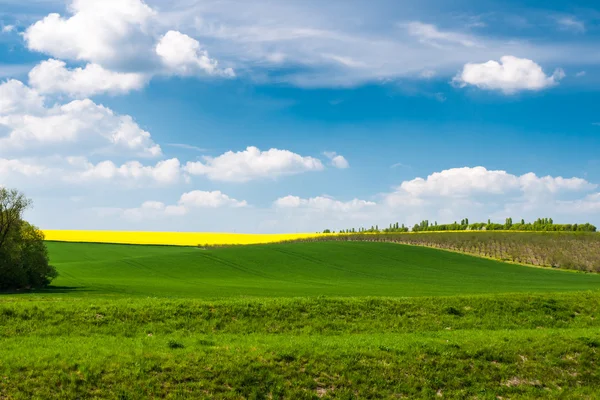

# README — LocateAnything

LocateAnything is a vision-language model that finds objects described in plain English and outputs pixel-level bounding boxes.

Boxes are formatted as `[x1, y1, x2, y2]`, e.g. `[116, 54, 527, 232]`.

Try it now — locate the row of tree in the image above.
[323, 222, 409, 234]
[323, 217, 597, 234]
[0, 188, 57, 290]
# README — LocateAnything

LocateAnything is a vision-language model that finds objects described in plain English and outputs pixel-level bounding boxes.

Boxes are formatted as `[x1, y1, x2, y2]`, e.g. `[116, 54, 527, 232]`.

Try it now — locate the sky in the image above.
[0, 0, 599, 233]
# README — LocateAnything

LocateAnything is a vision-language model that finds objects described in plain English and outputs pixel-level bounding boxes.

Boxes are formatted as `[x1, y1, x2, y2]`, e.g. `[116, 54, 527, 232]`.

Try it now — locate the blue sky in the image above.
[1, 0, 599, 232]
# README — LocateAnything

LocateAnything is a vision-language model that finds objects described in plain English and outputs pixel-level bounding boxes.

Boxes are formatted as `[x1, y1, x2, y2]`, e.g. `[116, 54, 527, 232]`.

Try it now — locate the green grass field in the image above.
[2, 241, 600, 399]
[41, 241, 600, 298]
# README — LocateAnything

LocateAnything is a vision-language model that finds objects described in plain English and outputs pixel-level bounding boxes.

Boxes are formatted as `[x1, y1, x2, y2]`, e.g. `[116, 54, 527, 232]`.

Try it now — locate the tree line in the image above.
[323, 217, 597, 234]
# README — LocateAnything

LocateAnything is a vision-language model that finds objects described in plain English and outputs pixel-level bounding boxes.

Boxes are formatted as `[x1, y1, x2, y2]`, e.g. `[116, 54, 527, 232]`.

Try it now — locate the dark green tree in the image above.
[0, 188, 57, 290]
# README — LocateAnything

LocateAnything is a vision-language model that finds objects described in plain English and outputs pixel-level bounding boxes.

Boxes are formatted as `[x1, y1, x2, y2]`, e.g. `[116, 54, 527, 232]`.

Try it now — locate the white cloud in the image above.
[453, 56, 564, 94]
[274, 195, 375, 212]
[383, 167, 596, 214]
[0, 79, 45, 115]
[323, 151, 349, 169]
[18, 0, 600, 88]
[405, 22, 480, 48]
[390, 166, 594, 200]
[67, 158, 182, 185]
[184, 146, 324, 182]
[118, 190, 247, 220]
[0, 79, 161, 157]
[156, 31, 235, 77]
[23, 0, 234, 96]
[174, 0, 600, 87]
[24, 0, 156, 68]
[29, 59, 147, 97]
[575, 71, 586, 78]
[121, 201, 187, 221]
[179, 190, 247, 208]
[0, 155, 183, 188]
[559, 193, 600, 213]
[556, 16, 585, 33]
[2, 25, 15, 33]
[0, 158, 48, 178]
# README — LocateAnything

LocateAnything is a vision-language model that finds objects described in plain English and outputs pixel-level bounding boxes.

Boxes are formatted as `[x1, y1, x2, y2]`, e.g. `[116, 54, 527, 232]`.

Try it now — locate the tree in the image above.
[0, 188, 57, 290]
[0, 188, 31, 250]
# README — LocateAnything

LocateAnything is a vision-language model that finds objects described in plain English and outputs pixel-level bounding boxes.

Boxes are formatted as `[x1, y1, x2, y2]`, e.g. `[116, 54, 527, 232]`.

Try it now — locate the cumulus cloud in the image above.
[0, 79, 161, 157]
[66, 158, 182, 185]
[0, 79, 45, 115]
[156, 31, 235, 77]
[0, 158, 48, 178]
[0, 156, 183, 188]
[23, 0, 234, 96]
[29, 59, 147, 97]
[323, 151, 350, 169]
[274, 195, 375, 212]
[24, 0, 156, 68]
[184, 146, 324, 182]
[179, 190, 248, 208]
[453, 56, 565, 94]
[384, 166, 595, 211]
[118, 190, 247, 220]
[390, 166, 593, 199]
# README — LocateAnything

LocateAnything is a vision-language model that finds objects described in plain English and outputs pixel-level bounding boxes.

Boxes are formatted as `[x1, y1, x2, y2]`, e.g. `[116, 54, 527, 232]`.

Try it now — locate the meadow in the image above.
[31, 241, 600, 297]
[2, 239, 600, 398]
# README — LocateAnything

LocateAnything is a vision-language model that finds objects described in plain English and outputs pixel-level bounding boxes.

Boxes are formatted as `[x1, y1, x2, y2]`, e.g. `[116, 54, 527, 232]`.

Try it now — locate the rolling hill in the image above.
[46, 241, 600, 298]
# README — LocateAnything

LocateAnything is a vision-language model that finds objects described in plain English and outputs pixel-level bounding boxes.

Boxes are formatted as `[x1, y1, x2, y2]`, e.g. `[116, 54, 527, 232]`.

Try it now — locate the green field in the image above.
[42, 241, 600, 298]
[2, 241, 600, 399]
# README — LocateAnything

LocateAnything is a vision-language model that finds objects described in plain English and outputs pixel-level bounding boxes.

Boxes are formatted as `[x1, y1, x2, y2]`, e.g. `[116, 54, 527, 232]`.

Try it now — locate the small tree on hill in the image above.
[0, 188, 57, 290]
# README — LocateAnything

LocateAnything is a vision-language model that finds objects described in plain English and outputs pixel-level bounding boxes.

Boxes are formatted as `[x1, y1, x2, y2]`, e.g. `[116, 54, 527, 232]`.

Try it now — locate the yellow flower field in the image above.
[42, 230, 324, 246]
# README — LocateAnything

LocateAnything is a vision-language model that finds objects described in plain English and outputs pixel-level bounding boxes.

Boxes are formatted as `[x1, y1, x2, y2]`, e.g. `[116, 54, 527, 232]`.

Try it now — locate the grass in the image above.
[2, 294, 600, 398]
[28, 241, 600, 298]
[2, 241, 600, 398]
[286, 231, 600, 272]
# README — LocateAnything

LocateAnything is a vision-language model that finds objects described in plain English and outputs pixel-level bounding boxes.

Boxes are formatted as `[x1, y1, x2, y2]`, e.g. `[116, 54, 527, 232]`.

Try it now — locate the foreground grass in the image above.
[35, 241, 600, 298]
[1, 293, 600, 399]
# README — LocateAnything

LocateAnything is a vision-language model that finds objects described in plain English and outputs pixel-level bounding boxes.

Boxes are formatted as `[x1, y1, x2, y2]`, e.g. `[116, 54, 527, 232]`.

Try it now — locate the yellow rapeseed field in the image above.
[42, 230, 325, 246]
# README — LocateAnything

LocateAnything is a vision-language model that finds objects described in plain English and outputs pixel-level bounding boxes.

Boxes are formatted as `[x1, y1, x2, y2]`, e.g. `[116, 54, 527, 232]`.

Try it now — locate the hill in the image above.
[43, 241, 600, 298]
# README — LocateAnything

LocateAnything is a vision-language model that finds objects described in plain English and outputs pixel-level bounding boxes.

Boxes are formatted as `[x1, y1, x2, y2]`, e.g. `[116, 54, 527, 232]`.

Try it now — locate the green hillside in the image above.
[44, 241, 600, 298]
[3, 241, 600, 398]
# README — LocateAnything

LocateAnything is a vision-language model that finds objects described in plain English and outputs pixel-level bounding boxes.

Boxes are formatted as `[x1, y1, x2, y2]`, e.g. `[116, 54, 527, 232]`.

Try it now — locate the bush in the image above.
[0, 188, 57, 290]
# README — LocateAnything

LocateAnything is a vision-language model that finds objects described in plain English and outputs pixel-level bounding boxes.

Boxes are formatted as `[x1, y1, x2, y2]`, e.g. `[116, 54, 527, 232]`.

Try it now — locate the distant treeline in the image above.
[322, 218, 597, 234]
